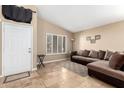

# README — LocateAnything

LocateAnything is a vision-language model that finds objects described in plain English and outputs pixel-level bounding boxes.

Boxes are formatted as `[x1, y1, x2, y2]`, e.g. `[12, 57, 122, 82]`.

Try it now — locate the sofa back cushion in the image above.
[71, 51, 77, 56]
[82, 50, 90, 57]
[89, 50, 98, 58]
[98, 50, 106, 60]
[77, 50, 83, 56]
[109, 53, 124, 70]
[104, 50, 113, 60]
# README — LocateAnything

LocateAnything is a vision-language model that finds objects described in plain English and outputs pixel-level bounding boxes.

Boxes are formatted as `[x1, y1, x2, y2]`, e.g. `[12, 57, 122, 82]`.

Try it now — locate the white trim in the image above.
[2, 22, 4, 77]
[32, 68, 37, 71]
[65, 36, 67, 53]
[57, 35, 58, 53]
[31, 24, 34, 72]
[46, 33, 48, 55]
[46, 53, 68, 56]
[44, 58, 67, 64]
[52, 34, 53, 54]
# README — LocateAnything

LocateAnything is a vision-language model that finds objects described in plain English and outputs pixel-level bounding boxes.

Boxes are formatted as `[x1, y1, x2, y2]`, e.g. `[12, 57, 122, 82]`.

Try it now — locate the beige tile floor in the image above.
[0, 61, 113, 88]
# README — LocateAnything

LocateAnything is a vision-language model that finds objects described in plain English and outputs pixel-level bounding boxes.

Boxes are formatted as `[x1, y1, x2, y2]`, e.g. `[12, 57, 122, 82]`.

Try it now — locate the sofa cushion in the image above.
[77, 50, 83, 56]
[89, 50, 98, 58]
[98, 50, 106, 60]
[109, 53, 124, 70]
[87, 61, 124, 81]
[104, 50, 113, 60]
[120, 65, 124, 71]
[82, 50, 90, 57]
[72, 56, 99, 63]
[71, 51, 77, 55]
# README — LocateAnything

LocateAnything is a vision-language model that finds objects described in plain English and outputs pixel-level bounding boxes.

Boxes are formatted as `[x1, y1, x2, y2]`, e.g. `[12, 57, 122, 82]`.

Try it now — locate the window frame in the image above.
[46, 33, 67, 55]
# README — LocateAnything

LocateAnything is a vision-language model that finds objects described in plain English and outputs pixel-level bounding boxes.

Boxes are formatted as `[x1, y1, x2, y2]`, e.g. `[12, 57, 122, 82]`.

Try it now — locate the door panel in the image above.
[3, 23, 32, 76]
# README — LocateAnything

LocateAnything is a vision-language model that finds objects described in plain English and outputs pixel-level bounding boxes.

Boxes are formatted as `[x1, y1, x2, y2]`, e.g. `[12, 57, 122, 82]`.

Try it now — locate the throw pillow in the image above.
[89, 50, 98, 58]
[71, 51, 77, 55]
[77, 50, 83, 56]
[104, 50, 113, 60]
[82, 50, 90, 57]
[98, 50, 106, 60]
[116, 51, 124, 55]
[109, 53, 124, 70]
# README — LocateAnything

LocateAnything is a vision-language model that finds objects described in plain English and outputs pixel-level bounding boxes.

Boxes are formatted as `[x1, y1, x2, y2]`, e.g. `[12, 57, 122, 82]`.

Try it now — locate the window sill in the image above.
[46, 53, 68, 56]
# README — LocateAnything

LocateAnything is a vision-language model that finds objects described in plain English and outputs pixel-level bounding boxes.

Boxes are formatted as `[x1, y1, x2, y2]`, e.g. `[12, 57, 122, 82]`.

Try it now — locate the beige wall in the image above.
[0, 5, 37, 76]
[37, 18, 73, 62]
[73, 21, 124, 52]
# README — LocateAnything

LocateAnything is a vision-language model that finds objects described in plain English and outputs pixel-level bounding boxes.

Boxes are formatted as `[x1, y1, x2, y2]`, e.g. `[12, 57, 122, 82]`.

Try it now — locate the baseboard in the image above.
[44, 58, 68, 64]
[32, 68, 37, 71]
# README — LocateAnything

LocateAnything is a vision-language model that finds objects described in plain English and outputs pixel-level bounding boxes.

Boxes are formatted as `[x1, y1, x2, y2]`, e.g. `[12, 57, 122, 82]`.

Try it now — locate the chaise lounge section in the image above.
[87, 61, 124, 87]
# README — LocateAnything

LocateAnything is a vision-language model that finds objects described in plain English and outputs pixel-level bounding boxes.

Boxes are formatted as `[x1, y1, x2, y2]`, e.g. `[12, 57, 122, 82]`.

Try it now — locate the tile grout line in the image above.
[41, 80, 47, 88]
[36, 70, 48, 88]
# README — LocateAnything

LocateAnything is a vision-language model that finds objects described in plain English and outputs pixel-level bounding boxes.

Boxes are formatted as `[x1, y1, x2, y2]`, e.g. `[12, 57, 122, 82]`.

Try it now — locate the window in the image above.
[53, 35, 57, 53]
[58, 36, 62, 53]
[46, 33, 67, 55]
[47, 35, 52, 54]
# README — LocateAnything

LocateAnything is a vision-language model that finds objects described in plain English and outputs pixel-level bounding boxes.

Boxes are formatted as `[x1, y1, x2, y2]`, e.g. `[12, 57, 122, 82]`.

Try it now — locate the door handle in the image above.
[28, 48, 31, 53]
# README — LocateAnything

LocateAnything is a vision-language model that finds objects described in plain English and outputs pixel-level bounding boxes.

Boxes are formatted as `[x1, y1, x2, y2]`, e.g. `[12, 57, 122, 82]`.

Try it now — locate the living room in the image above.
[0, 1, 124, 91]
[37, 6, 124, 87]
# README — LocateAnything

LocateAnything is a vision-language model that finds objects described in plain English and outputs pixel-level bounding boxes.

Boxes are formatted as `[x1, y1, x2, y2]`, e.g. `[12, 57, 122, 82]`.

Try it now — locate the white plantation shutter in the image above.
[46, 33, 67, 54]
[53, 35, 57, 53]
[47, 34, 52, 54]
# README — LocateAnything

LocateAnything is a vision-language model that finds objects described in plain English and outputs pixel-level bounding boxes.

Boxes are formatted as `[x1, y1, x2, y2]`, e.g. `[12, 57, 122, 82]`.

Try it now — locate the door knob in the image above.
[28, 48, 31, 53]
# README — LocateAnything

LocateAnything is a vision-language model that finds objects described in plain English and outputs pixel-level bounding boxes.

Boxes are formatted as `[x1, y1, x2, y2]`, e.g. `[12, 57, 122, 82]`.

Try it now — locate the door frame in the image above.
[2, 22, 33, 77]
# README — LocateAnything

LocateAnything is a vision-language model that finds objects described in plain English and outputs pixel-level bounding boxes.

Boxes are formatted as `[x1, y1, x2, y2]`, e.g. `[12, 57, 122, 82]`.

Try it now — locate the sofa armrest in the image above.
[71, 51, 77, 56]
[70, 51, 77, 60]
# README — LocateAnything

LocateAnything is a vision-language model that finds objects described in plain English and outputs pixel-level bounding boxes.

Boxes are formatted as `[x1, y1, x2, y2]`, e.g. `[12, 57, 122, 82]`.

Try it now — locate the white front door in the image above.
[3, 23, 32, 76]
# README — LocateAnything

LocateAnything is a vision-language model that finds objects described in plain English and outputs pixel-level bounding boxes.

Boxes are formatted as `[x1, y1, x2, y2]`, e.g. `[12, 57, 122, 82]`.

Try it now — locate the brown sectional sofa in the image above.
[71, 50, 124, 87]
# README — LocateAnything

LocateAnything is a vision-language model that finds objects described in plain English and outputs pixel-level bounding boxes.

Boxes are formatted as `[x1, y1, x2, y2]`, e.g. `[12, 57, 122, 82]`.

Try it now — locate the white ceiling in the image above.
[37, 5, 124, 32]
